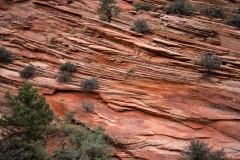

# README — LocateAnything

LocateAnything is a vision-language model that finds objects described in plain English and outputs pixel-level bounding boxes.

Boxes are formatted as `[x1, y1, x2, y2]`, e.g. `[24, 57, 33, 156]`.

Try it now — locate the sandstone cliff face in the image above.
[0, 0, 240, 159]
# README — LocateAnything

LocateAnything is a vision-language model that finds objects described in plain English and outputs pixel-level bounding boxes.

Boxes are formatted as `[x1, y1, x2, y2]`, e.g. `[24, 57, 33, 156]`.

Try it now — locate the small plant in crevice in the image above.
[60, 62, 77, 73]
[180, 139, 232, 160]
[226, 15, 240, 28]
[80, 77, 99, 92]
[48, 34, 58, 44]
[0, 46, 14, 65]
[81, 99, 94, 113]
[200, 52, 222, 76]
[200, 7, 225, 19]
[82, 25, 89, 33]
[128, 64, 136, 73]
[19, 65, 36, 79]
[131, 18, 151, 34]
[165, 0, 194, 16]
[57, 72, 72, 83]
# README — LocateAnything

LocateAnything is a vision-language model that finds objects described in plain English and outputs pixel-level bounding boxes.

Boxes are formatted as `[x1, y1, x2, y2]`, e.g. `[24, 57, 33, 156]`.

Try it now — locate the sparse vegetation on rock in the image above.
[227, 15, 240, 28]
[166, 0, 194, 16]
[131, 18, 151, 34]
[0, 46, 14, 65]
[80, 77, 99, 92]
[200, 7, 225, 19]
[19, 65, 36, 79]
[180, 139, 232, 160]
[97, 0, 120, 22]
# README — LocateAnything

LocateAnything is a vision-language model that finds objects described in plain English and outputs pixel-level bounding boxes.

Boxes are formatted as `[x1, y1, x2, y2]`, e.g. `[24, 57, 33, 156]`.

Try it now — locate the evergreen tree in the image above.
[0, 83, 54, 141]
[97, 0, 120, 22]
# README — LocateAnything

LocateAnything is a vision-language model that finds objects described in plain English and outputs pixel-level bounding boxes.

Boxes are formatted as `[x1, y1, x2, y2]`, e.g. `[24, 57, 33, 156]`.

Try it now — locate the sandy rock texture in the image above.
[0, 0, 240, 159]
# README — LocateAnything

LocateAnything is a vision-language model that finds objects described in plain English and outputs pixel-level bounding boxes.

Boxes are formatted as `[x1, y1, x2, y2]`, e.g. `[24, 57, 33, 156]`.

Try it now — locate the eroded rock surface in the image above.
[0, 0, 240, 159]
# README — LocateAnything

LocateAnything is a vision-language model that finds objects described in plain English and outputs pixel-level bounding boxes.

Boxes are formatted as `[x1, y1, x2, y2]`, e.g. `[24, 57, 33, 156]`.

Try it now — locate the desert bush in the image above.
[131, 18, 151, 34]
[133, 2, 153, 11]
[81, 99, 94, 113]
[200, 52, 222, 75]
[19, 65, 36, 79]
[180, 139, 232, 160]
[0, 139, 48, 160]
[97, 0, 120, 22]
[181, 139, 210, 160]
[0, 46, 14, 64]
[227, 15, 240, 28]
[57, 72, 72, 83]
[200, 7, 225, 19]
[165, 0, 194, 16]
[60, 62, 77, 73]
[80, 77, 99, 92]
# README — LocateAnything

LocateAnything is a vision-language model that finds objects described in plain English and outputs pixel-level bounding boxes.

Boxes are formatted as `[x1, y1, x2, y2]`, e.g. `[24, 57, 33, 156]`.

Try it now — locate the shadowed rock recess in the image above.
[0, 0, 240, 159]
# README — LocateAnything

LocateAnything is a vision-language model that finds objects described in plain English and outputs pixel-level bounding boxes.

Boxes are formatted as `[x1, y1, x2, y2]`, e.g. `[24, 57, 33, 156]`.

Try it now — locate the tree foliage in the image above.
[0, 83, 54, 141]
[166, 0, 194, 16]
[97, 0, 120, 22]
[19, 65, 36, 79]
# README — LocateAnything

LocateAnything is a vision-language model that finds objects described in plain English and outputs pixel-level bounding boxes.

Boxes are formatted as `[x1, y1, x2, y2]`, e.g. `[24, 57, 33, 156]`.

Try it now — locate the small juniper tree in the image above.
[0, 83, 54, 141]
[97, 0, 120, 22]
[200, 52, 222, 76]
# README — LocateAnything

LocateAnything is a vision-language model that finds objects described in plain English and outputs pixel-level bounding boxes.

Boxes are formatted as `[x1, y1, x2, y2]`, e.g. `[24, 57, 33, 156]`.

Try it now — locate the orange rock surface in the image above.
[0, 0, 240, 159]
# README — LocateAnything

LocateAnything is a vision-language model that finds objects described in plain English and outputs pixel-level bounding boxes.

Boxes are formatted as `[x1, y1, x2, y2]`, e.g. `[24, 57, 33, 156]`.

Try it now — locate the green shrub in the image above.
[200, 7, 225, 19]
[57, 72, 72, 83]
[0, 46, 14, 64]
[60, 62, 77, 73]
[97, 0, 120, 22]
[180, 139, 232, 160]
[0, 139, 48, 160]
[227, 16, 240, 28]
[131, 18, 151, 34]
[0, 83, 54, 141]
[166, 0, 194, 16]
[133, 2, 153, 11]
[19, 65, 36, 79]
[200, 52, 222, 76]
[81, 99, 94, 113]
[80, 77, 99, 92]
